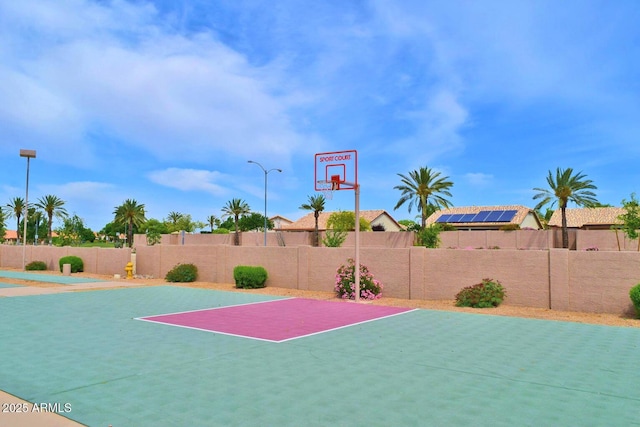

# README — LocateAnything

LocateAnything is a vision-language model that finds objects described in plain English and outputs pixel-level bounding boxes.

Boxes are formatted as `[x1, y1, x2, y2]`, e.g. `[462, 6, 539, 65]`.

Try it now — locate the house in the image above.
[426, 205, 543, 230]
[3, 230, 18, 243]
[548, 207, 624, 230]
[283, 209, 404, 232]
[270, 215, 294, 230]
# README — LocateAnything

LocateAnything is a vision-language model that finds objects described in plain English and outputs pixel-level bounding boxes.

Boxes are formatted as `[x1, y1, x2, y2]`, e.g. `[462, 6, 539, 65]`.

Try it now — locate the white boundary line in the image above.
[133, 297, 294, 320]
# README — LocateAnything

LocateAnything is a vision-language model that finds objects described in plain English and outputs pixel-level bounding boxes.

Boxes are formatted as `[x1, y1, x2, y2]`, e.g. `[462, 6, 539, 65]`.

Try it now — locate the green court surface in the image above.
[0, 270, 104, 284]
[1, 286, 639, 426]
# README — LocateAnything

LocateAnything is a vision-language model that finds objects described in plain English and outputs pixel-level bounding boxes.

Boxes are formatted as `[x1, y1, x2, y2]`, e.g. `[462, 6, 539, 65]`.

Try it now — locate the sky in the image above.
[1, 0, 639, 231]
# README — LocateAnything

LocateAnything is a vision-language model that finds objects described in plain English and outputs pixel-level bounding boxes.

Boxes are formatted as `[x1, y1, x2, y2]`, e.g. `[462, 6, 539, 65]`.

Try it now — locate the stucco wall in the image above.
[2, 244, 637, 315]
[0, 245, 132, 274]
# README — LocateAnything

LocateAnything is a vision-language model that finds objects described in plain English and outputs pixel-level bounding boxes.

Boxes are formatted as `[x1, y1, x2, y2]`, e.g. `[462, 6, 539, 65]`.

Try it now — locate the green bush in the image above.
[417, 224, 442, 248]
[455, 278, 506, 308]
[630, 284, 640, 318]
[58, 256, 84, 273]
[26, 261, 47, 271]
[322, 229, 347, 247]
[165, 263, 198, 282]
[233, 266, 268, 289]
[499, 223, 520, 231]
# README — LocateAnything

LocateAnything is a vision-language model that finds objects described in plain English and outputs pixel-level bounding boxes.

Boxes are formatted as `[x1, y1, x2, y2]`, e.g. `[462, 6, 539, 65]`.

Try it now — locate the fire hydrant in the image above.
[125, 262, 134, 279]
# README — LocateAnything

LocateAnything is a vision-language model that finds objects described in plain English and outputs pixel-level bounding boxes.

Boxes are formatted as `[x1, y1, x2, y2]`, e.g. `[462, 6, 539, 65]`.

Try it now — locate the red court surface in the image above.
[137, 298, 415, 342]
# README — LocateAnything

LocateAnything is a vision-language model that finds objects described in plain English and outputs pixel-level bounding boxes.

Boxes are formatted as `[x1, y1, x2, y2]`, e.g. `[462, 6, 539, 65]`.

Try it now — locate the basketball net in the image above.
[316, 178, 340, 200]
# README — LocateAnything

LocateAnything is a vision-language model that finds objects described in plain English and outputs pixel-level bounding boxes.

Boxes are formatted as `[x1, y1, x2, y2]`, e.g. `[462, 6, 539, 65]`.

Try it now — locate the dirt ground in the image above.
[1, 271, 639, 328]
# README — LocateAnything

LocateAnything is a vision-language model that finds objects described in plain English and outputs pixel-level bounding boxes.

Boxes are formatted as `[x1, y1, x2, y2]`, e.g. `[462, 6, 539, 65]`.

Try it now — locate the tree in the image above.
[6, 197, 25, 243]
[35, 195, 69, 245]
[533, 168, 598, 249]
[221, 198, 250, 245]
[206, 215, 220, 232]
[55, 214, 93, 246]
[238, 212, 273, 232]
[398, 219, 421, 232]
[0, 207, 6, 243]
[617, 193, 640, 251]
[300, 195, 326, 247]
[394, 167, 454, 229]
[113, 199, 146, 248]
[326, 211, 371, 232]
[142, 218, 169, 245]
[164, 213, 204, 233]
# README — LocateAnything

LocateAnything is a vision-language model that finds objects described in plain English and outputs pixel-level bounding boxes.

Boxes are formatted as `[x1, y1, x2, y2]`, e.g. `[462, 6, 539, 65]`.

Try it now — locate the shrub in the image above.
[455, 278, 506, 308]
[335, 258, 383, 300]
[417, 224, 442, 248]
[322, 229, 347, 247]
[165, 263, 198, 282]
[233, 266, 268, 289]
[26, 261, 47, 271]
[58, 256, 84, 273]
[499, 224, 520, 231]
[630, 284, 640, 318]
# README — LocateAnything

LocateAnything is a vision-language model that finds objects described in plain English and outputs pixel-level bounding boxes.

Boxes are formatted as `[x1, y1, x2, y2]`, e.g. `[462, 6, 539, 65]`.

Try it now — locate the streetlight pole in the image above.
[248, 160, 282, 246]
[20, 149, 36, 270]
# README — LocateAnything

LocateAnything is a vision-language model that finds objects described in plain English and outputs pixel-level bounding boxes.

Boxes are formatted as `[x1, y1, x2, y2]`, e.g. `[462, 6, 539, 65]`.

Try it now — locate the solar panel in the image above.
[484, 210, 504, 222]
[473, 211, 491, 222]
[497, 210, 518, 222]
[460, 213, 477, 222]
[448, 214, 465, 223]
[435, 214, 453, 223]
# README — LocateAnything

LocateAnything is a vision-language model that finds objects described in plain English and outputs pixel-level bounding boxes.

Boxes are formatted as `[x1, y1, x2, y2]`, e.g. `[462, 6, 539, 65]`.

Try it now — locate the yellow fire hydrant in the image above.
[125, 262, 134, 279]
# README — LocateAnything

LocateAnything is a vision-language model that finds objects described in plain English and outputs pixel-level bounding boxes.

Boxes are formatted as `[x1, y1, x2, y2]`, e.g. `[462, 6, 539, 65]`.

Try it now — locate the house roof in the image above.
[426, 205, 541, 228]
[270, 215, 294, 224]
[283, 210, 402, 231]
[4, 230, 18, 240]
[548, 207, 624, 228]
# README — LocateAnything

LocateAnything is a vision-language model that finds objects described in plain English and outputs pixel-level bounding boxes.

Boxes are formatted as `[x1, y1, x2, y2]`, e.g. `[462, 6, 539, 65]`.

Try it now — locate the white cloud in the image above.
[0, 0, 308, 167]
[464, 173, 494, 187]
[147, 168, 229, 196]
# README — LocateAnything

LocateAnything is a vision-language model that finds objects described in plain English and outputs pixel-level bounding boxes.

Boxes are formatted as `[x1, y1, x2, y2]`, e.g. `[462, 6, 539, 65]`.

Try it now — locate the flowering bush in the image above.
[334, 258, 383, 300]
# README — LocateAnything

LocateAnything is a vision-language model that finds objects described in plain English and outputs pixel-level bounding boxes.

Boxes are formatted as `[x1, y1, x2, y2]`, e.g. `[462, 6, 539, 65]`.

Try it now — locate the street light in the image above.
[248, 160, 282, 246]
[20, 149, 36, 270]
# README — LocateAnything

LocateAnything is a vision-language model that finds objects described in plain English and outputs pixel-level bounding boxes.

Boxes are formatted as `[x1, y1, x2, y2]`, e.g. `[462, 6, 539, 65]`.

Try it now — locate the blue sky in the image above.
[1, 0, 639, 231]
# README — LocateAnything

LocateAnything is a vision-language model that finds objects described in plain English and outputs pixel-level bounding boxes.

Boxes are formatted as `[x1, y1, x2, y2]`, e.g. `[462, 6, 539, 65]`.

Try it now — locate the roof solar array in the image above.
[435, 210, 518, 224]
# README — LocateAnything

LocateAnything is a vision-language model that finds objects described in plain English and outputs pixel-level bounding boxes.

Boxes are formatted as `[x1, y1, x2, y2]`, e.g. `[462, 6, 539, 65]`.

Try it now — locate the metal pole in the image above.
[19, 149, 36, 269]
[355, 184, 360, 302]
[263, 170, 268, 246]
[248, 161, 282, 247]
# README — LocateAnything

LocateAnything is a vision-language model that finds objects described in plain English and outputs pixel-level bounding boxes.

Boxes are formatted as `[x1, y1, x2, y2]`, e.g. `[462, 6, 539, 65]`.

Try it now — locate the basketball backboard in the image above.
[314, 150, 358, 191]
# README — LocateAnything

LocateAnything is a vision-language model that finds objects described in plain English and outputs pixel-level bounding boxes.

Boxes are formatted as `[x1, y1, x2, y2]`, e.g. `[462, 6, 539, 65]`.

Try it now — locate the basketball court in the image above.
[1, 279, 639, 426]
[2, 150, 638, 425]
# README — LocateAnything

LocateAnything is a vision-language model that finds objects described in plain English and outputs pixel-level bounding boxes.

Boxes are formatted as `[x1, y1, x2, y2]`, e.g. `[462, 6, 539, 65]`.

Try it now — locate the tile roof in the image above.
[282, 210, 399, 230]
[547, 207, 624, 228]
[426, 205, 540, 227]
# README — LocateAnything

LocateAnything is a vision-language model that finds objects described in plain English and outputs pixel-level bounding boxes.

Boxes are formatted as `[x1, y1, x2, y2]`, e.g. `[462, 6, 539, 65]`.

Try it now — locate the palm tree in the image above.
[533, 167, 599, 249]
[300, 194, 326, 246]
[394, 167, 454, 228]
[221, 198, 250, 245]
[113, 199, 147, 248]
[206, 215, 219, 232]
[6, 197, 25, 243]
[35, 195, 69, 245]
[167, 211, 183, 225]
